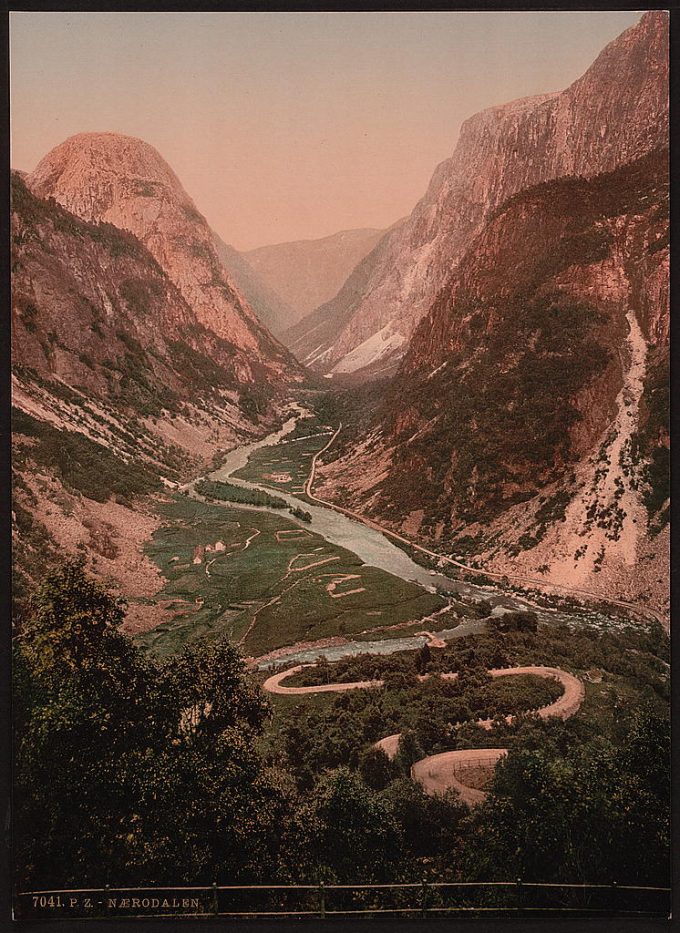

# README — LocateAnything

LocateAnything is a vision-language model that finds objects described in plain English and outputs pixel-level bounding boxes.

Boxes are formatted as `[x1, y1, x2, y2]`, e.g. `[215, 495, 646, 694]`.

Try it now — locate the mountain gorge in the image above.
[245, 227, 386, 333]
[316, 147, 669, 617]
[12, 138, 304, 627]
[292, 11, 668, 379]
[11, 11, 669, 629]
[211, 233, 297, 337]
[11, 10, 672, 908]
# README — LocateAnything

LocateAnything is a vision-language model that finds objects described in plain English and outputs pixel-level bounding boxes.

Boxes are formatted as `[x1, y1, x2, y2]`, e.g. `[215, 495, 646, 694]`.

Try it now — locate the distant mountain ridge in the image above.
[292, 10, 668, 378]
[211, 234, 297, 337]
[245, 227, 386, 332]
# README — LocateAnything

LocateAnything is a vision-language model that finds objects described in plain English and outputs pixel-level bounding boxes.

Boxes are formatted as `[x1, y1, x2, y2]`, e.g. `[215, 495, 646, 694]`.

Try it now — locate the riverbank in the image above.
[137, 402, 661, 664]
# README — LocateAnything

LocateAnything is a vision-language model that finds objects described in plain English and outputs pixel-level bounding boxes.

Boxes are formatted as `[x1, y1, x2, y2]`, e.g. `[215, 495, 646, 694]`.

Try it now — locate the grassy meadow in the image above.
[136, 494, 444, 658]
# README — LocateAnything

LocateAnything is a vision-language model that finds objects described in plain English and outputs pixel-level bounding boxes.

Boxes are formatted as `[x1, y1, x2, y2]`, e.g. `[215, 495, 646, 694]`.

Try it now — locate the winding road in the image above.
[263, 661, 585, 808]
[185, 412, 657, 808]
[411, 749, 508, 808]
[262, 663, 585, 724]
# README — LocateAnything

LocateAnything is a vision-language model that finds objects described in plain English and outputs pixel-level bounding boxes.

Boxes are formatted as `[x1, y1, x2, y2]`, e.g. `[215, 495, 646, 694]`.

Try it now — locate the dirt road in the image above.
[482, 665, 585, 726]
[262, 663, 585, 725]
[305, 425, 665, 627]
[262, 664, 381, 695]
[411, 749, 509, 807]
[264, 661, 584, 810]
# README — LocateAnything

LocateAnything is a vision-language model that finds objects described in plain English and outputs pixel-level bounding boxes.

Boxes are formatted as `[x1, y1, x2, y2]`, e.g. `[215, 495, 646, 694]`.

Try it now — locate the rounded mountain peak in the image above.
[28, 132, 194, 218]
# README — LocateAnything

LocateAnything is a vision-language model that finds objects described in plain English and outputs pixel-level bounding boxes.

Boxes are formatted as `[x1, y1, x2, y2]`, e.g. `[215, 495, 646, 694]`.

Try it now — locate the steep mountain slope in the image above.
[294, 10, 668, 378]
[245, 227, 385, 330]
[11, 173, 286, 627]
[283, 222, 407, 378]
[316, 149, 669, 617]
[212, 233, 296, 336]
[27, 132, 303, 385]
[13, 173, 241, 410]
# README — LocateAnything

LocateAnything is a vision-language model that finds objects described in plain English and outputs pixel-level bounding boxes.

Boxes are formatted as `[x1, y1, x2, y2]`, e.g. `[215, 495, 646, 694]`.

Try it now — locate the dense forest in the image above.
[14, 561, 670, 912]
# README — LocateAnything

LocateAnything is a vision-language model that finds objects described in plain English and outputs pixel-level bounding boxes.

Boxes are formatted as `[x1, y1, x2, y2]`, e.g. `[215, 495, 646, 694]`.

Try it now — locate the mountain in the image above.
[282, 222, 407, 378]
[27, 132, 303, 386]
[245, 227, 386, 332]
[11, 171, 291, 628]
[11, 171, 267, 418]
[316, 148, 669, 616]
[211, 233, 296, 337]
[292, 10, 668, 378]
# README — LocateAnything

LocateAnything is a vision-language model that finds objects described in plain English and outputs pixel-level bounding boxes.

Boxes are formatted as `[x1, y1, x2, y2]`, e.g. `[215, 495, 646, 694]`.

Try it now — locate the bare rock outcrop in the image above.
[28, 132, 303, 386]
[293, 11, 668, 377]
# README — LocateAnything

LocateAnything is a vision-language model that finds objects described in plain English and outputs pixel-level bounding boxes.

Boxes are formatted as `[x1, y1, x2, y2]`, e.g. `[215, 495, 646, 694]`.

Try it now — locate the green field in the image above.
[136, 494, 445, 658]
[232, 413, 331, 498]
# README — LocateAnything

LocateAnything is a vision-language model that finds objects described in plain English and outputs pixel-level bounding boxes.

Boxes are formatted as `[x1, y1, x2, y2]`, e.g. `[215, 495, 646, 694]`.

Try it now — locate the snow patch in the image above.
[331, 324, 406, 374]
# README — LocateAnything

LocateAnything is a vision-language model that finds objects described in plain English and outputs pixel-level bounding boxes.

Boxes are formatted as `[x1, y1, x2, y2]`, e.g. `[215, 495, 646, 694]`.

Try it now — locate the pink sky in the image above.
[10, 11, 642, 251]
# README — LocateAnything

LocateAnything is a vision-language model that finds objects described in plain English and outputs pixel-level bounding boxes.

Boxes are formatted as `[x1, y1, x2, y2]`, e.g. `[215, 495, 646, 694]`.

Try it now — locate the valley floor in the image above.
[133, 401, 666, 668]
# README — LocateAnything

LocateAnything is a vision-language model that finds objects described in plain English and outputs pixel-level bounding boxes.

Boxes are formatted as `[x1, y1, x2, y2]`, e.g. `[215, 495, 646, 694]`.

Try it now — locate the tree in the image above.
[396, 729, 424, 773]
[14, 559, 293, 889]
[609, 710, 670, 884]
[288, 767, 402, 882]
[359, 746, 398, 790]
[416, 643, 432, 674]
[382, 778, 467, 861]
[493, 610, 538, 634]
[19, 555, 127, 676]
[15, 560, 162, 887]
[463, 710, 670, 887]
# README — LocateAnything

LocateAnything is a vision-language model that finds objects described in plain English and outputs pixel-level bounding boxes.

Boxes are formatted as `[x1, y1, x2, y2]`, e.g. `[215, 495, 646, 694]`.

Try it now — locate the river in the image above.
[179, 405, 599, 667]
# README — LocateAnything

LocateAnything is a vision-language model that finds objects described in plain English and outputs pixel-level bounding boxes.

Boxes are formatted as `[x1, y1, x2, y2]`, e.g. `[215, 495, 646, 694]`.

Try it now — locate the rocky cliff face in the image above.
[13, 173, 212, 403]
[246, 227, 386, 332]
[11, 173, 286, 626]
[294, 11, 668, 378]
[317, 149, 669, 617]
[27, 132, 303, 386]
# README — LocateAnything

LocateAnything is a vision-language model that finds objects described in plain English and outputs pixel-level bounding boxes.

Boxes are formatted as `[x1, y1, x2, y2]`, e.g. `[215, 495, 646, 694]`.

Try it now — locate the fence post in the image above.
[516, 877, 523, 911]
[421, 878, 428, 918]
[212, 882, 218, 916]
[318, 881, 326, 920]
